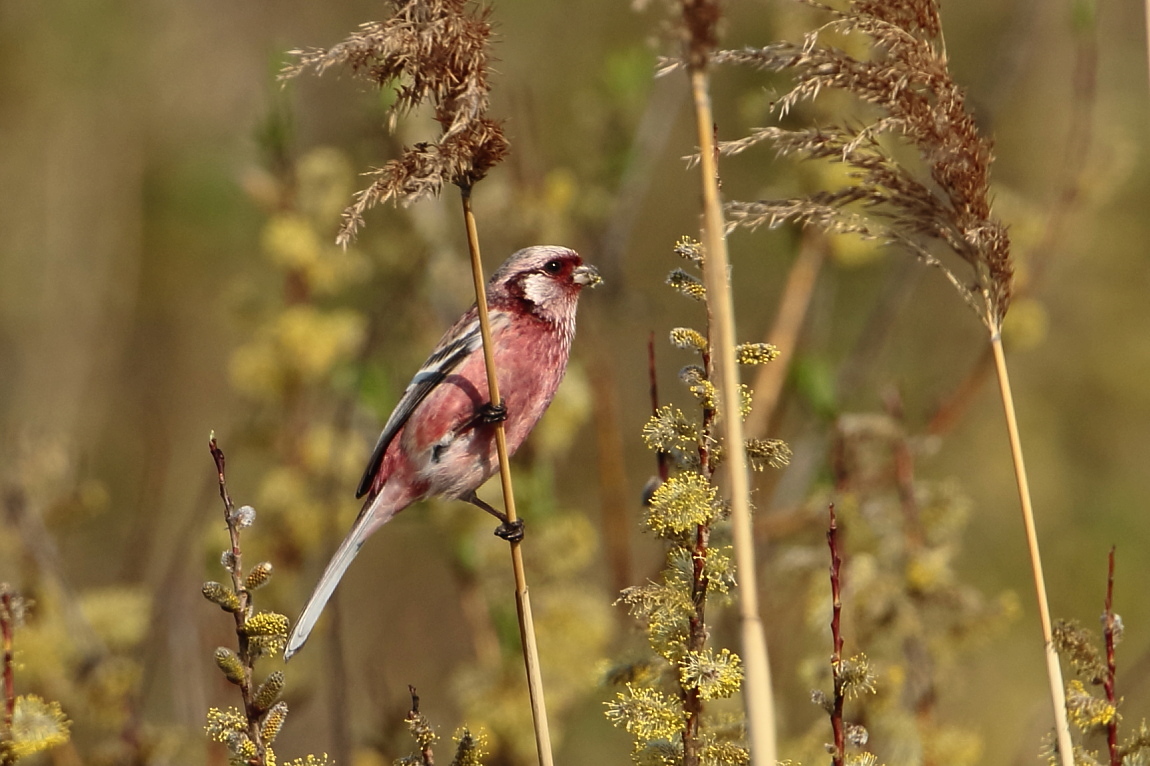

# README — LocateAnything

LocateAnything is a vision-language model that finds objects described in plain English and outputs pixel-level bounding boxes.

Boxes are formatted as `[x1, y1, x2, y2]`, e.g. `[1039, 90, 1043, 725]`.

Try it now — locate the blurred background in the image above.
[1, 0, 1148, 764]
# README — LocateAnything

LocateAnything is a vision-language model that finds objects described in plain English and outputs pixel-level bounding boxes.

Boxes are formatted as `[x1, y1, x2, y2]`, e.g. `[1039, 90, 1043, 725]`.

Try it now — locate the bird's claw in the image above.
[494, 518, 525, 543]
[478, 402, 508, 424]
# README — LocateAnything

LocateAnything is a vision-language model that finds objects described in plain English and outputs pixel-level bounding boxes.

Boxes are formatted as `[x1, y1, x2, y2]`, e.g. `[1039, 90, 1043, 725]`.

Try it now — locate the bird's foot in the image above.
[477, 401, 508, 424]
[494, 518, 525, 543]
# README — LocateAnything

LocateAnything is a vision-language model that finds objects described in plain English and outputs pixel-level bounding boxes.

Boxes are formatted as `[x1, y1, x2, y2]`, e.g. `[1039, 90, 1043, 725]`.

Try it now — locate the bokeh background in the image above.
[1, 0, 1148, 764]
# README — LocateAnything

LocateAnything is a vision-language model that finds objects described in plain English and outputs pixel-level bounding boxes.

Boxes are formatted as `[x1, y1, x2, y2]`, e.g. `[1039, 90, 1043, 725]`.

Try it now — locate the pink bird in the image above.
[285, 246, 600, 659]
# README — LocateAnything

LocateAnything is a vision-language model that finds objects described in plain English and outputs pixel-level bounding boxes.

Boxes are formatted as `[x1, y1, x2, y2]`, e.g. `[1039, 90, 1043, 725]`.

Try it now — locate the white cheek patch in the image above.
[522, 273, 561, 307]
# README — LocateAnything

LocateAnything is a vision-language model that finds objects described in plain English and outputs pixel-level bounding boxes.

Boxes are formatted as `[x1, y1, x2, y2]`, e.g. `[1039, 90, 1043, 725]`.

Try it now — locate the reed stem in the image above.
[688, 66, 778, 765]
[990, 333, 1073, 766]
[458, 187, 554, 766]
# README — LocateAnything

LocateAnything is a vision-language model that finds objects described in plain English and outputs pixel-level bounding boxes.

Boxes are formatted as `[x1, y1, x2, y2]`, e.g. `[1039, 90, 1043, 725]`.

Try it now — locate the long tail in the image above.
[284, 494, 400, 660]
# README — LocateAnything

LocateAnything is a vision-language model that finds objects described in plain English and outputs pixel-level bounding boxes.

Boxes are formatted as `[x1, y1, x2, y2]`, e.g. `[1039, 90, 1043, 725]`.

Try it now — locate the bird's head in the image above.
[490, 246, 601, 325]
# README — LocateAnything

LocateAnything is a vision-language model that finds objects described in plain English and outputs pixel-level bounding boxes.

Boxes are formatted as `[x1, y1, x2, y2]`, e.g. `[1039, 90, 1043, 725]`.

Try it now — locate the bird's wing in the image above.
[356, 308, 506, 498]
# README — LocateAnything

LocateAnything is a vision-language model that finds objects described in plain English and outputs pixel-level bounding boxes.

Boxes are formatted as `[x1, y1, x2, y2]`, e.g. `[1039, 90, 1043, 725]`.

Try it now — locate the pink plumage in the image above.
[285, 246, 599, 659]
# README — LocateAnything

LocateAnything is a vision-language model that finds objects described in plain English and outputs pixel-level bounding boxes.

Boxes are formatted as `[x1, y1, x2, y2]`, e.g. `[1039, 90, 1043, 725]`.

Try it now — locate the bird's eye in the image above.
[543, 259, 563, 275]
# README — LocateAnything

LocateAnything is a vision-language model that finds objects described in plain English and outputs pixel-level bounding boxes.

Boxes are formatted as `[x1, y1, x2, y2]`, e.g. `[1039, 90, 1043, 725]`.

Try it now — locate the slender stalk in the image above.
[457, 187, 554, 766]
[989, 335, 1073, 766]
[1103, 548, 1119, 766]
[1, 588, 14, 737]
[688, 67, 778, 764]
[209, 437, 266, 766]
[826, 506, 844, 766]
[683, 345, 717, 766]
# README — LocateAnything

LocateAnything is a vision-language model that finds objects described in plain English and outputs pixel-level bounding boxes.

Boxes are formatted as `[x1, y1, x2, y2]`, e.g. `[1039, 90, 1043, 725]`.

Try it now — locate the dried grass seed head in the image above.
[718, 0, 1013, 330]
[284, 0, 509, 244]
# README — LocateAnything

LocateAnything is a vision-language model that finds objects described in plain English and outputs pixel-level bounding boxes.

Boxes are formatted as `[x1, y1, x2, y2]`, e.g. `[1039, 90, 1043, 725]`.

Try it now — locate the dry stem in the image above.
[458, 187, 553, 766]
[687, 63, 778, 766]
[408, 686, 436, 766]
[1103, 548, 1119, 766]
[990, 336, 1072, 764]
[1, 588, 14, 741]
[826, 505, 844, 766]
[208, 436, 267, 766]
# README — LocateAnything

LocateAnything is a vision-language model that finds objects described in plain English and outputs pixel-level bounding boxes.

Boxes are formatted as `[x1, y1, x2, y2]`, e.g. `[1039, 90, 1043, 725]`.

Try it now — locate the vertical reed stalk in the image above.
[1145, 0, 1150, 96]
[458, 186, 554, 766]
[687, 66, 778, 765]
[990, 334, 1073, 764]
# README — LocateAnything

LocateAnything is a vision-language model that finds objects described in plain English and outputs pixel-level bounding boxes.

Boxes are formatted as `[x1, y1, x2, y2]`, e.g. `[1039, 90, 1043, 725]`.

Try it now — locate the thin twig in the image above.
[683, 348, 717, 766]
[989, 335, 1073, 765]
[0, 588, 12, 766]
[208, 436, 267, 766]
[686, 54, 779, 766]
[408, 686, 435, 766]
[457, 186, 553, 766]
[1103, 547, 1119, 766]
[827, 505, 844, 766]
[1145, 0, 1150, 100]
[1, 587, 14, 740]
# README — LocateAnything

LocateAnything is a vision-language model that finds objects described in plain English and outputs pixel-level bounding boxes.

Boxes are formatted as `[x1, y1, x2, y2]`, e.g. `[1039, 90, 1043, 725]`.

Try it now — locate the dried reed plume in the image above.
[701, 0, 1013, 333]
[689, 0, 1073, 762]
[282, 0, 509, 245]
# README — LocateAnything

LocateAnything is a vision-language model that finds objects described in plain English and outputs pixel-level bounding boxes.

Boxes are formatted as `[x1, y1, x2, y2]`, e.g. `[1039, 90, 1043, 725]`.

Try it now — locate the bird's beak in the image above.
[573, 264, 602, 288]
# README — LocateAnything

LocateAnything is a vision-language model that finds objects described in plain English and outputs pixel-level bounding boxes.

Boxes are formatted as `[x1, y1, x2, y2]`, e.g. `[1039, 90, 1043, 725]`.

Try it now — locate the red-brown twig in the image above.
[1103, 547, 1119, 766]
[680, 342, 717, 766]
[408, 686, 435, 766]
[208, 436, 266, 765]
[1, 587, 15, 739]
[827, 505, 845, 766]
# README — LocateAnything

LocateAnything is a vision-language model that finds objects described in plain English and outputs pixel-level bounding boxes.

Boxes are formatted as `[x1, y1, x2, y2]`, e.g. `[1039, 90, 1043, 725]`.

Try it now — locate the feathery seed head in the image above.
[718, 0, 1013, 330]
[283, 0, 508, 245]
